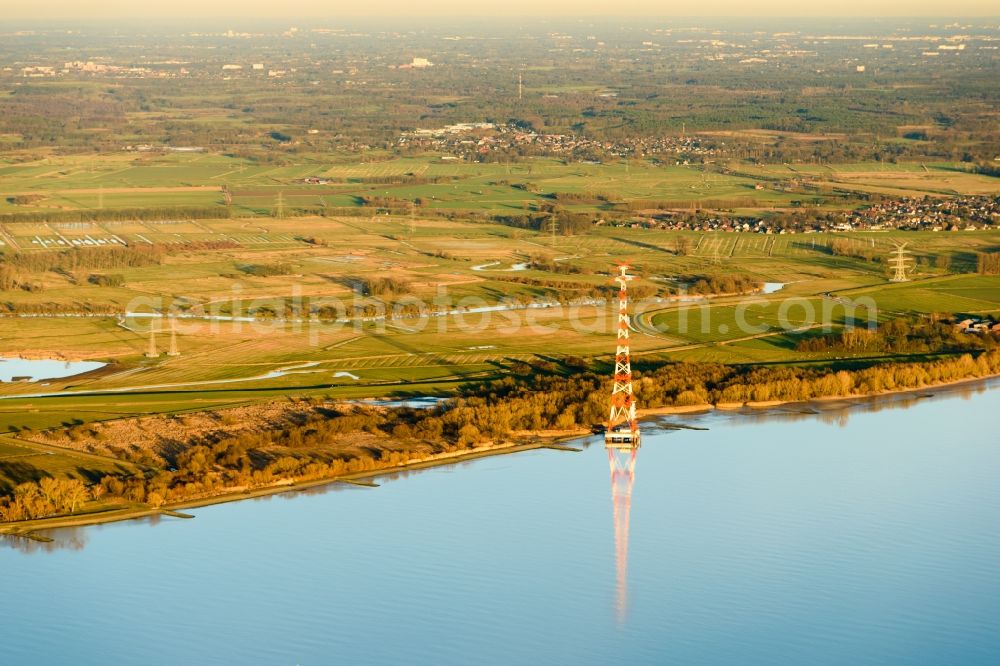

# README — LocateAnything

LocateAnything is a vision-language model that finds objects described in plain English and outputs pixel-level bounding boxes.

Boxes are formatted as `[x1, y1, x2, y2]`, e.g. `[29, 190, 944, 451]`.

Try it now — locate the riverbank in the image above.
[0, 435, 581, 539]
[4, 370, 999, 540]
[635, 371, 1000, 418]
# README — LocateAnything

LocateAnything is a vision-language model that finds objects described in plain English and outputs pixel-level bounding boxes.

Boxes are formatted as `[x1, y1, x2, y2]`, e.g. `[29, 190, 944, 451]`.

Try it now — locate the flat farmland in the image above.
[735, 162, 1000, 197]
[835, 275, 1000, 314]
[0, 433, 140, 493]
[0, 170, 997, 440]
[648, 297, 831, 345]
[11, 154, 994, 220]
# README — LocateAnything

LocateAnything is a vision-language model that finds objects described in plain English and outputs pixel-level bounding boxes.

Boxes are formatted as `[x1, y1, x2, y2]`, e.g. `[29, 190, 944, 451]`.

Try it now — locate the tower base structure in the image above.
[605, 425, 641, 447]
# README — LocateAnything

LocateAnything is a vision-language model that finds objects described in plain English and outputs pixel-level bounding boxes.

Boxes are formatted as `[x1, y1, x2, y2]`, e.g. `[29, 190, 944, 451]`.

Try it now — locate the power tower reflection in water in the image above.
[605, 263, 641, 623]
[607, 442, 638, 623]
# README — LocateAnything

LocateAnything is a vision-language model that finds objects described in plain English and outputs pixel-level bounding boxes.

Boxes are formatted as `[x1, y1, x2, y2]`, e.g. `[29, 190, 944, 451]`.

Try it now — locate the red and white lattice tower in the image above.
[605, 263, 640, 623]
[606, 263, 640, 443]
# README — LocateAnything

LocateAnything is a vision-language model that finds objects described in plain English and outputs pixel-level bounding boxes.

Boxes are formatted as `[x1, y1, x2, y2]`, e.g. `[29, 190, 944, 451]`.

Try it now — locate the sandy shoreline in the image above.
[3, 372, 998, 540]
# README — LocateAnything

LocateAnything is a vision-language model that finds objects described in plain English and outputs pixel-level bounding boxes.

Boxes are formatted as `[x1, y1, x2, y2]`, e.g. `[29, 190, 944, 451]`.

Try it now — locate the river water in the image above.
[3, 382, 999, 665]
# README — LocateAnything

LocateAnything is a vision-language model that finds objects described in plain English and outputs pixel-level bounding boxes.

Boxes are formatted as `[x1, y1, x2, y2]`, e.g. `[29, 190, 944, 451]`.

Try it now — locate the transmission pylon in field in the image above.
[145, 320, 159, 358]
[888, 242, 912, 282]
[167, 318, 180, 357]
[275, 191, 285, 219]
[546, 216, 559, 245]
[605, 263, 640, 623]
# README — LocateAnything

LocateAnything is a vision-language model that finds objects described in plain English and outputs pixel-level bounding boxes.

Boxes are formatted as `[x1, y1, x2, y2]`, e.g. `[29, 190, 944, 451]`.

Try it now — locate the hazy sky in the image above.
[2, 0, 998, 19]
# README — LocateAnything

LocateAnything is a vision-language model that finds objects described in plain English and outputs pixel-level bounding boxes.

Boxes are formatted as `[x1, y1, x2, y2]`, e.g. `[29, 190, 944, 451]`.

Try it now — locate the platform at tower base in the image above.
[605, 425, 641, 448]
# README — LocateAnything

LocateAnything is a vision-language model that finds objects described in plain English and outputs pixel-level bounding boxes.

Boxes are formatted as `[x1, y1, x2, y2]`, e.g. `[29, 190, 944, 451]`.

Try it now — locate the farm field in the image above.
[730, 162, 1000, 197]
[0, 433, 140, 494]
[0, 213, 995, 421]
[4, 154, 998, 220]
[0, 155, 998, 487]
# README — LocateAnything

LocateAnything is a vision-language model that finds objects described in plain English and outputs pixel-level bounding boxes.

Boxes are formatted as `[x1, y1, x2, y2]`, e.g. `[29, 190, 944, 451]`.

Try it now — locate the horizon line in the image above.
[1, 15, 999, 21]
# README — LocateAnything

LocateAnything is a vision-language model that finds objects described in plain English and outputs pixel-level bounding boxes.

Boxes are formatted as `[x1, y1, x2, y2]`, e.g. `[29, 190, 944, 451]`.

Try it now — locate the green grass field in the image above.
[0, 434, 140, 493]
[4, 154, 996, 220]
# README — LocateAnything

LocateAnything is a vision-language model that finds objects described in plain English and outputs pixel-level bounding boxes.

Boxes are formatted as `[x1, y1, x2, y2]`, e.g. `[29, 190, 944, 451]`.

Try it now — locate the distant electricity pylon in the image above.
[145, 321, 158, 358]
[546, 216, 559, 245]
[167, 318, 180, 357]
[275, 191, 285, 219]
[888, 242, 913, 282]
[518, 72, 523, 101]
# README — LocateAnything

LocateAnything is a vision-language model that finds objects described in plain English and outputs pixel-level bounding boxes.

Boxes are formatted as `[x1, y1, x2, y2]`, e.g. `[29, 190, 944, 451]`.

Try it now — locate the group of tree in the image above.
[0, 478, 91, 522]
[0, 246, 165, 294]
[357, 195, 416, 210]
[547, 191, 614, 205]
[0, 207, 230, 224]
[352, 276, 412, 297]
[0, 300, 119, 315]
[978, 252, 1000, 276]
[682, 274, 762, 296]
[491, 209, 595, 236]
[240, 263, 294, 277]
[0, 265, 40, 292]
[528, 254, 582, 274]
[6, 194, 45, 206]
[796, 316, 996, 354]
[2, 245, 162, 273]
[490, 275, 661, 302]
[87, 273, 125, 287]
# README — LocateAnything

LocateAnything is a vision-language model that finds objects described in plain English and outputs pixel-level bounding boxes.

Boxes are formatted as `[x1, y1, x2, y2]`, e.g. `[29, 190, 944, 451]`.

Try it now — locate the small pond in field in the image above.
[0, 357, 105, 383]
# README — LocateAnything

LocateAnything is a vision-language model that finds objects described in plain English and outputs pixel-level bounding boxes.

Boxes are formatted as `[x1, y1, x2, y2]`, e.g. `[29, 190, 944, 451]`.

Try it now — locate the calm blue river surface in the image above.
[4, 382, 1000, 665]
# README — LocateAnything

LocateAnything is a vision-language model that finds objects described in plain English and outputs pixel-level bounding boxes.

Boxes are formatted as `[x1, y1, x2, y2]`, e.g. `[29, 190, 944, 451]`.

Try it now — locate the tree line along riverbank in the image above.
[2, 349, 999, 527]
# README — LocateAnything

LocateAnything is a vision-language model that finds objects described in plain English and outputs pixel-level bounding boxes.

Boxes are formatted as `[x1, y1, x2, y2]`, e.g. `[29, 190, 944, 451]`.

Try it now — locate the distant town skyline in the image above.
[2, 0, 998, 20]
